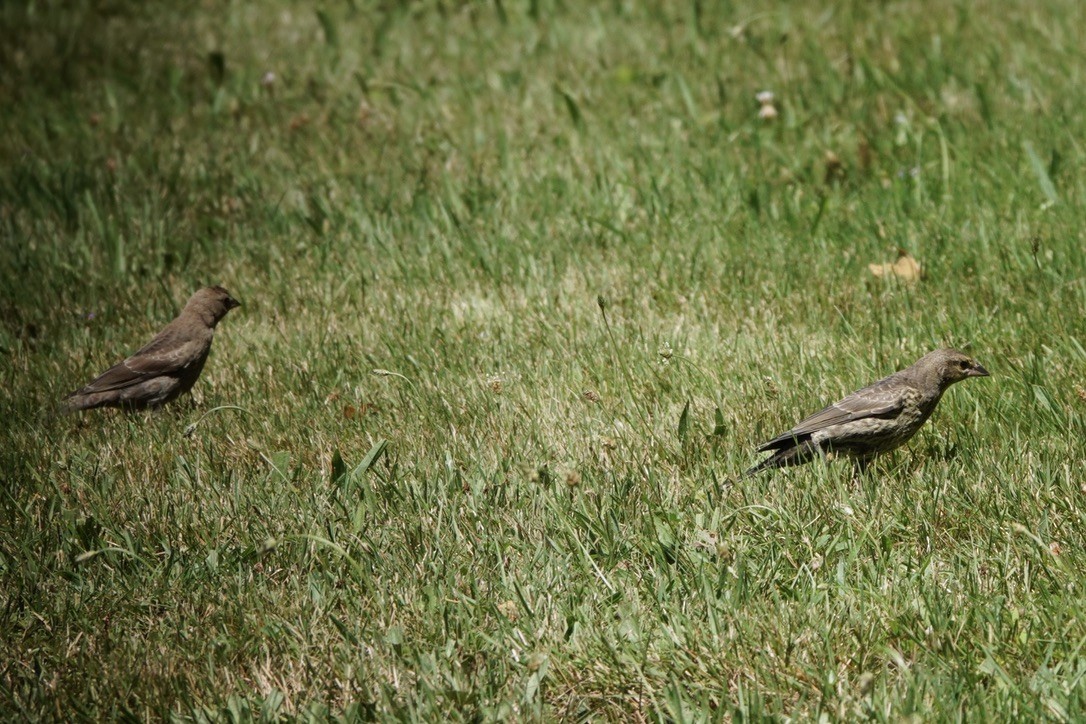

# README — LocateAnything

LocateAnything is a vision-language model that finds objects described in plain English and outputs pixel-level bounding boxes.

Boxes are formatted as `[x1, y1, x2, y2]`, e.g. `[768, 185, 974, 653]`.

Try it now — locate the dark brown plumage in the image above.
[64, 286, 241, 412]
[746, 348, 989, 476]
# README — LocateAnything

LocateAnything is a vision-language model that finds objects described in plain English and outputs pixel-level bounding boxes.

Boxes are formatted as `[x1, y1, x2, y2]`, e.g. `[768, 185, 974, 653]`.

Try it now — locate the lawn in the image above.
[3, 0, 1086, 719]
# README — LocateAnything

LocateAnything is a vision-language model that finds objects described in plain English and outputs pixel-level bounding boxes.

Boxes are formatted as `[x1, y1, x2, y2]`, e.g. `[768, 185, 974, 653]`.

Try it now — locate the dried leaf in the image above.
[868, 252, 922, 282]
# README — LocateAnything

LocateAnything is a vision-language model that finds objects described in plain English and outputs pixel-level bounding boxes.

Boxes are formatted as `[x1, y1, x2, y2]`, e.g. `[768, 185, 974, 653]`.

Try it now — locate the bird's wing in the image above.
[758, 375, 909, 451]
[70, 326, 206, 395]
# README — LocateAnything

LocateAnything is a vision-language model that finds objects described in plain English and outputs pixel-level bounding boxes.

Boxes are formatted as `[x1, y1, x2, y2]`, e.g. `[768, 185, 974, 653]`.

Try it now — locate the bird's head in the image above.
[185, 285, 241, 326]
[924, 348, 989, 388]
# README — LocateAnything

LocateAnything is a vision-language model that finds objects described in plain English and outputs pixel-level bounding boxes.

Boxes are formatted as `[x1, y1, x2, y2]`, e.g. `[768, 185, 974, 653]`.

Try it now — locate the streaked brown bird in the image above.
[745, 348, 989, 477]
[64, 285, 241, 412]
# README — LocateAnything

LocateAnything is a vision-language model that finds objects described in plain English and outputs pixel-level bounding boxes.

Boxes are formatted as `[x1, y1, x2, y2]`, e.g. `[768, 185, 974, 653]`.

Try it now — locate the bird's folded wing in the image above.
[72, 329, 199, 394]
[758, 377, 908, 451]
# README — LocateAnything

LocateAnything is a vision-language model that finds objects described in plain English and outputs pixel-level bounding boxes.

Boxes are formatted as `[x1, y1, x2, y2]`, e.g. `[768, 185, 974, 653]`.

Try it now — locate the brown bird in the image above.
[64, 286, 241, 412]
[746, 348, 989, 477]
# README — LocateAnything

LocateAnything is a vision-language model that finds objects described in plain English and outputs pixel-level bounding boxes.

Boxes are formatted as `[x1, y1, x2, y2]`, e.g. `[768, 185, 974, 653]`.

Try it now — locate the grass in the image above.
[3, 0, 1086, 719]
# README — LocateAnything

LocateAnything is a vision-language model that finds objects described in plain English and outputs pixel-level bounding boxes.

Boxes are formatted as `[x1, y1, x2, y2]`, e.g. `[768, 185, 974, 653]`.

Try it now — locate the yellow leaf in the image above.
[868, 252, 921, 282]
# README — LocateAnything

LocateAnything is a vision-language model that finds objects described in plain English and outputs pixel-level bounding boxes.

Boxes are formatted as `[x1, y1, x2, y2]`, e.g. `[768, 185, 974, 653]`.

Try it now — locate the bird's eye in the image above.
[958, 360, 969, 369]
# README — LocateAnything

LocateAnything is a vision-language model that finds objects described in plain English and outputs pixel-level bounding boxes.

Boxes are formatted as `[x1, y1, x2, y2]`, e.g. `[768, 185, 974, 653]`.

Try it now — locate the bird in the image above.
[64, 285, 241, 412]
[745, 348, 989, 477]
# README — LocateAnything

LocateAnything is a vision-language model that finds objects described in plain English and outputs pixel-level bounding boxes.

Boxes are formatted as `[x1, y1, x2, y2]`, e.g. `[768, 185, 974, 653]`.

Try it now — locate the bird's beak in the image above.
[227, 297, 241, 310]
[969, 363, 989, 377]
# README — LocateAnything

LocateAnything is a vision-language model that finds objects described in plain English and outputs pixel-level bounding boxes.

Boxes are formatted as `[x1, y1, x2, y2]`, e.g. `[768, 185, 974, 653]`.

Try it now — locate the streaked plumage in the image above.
[64, 286, 240, 412]
[746, 348, 989, 476]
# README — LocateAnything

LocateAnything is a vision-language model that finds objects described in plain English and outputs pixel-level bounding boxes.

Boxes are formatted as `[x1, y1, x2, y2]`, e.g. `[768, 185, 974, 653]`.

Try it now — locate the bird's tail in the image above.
[59, 395, 87, 414]
[60, 389, 116, 413]
[59, 392, 82, 414]
[43, 395, 82, 424]
[742, 441, 820, 478]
